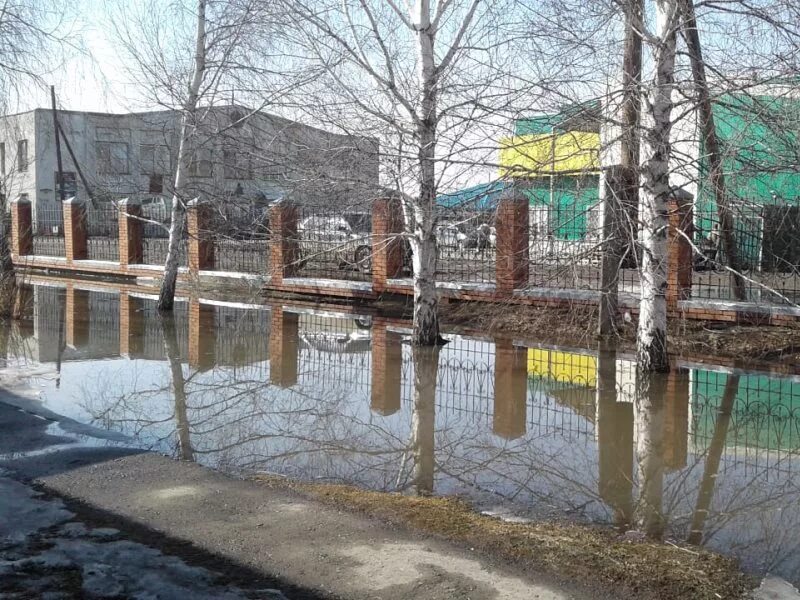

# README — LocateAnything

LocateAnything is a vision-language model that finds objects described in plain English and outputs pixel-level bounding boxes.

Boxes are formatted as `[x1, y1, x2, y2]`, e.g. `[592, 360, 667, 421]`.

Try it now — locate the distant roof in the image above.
[515, 100, 602, 136]
[437, 180, 509, 211]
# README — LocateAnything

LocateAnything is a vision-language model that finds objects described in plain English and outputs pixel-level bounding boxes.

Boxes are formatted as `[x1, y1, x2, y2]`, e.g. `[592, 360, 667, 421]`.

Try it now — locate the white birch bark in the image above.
[410, 0, 441, 346]
[158, 0, 207, 311]
[634, 373, 666, 538]
[410, 345, 439, 495]
[636, 0, 680, 373]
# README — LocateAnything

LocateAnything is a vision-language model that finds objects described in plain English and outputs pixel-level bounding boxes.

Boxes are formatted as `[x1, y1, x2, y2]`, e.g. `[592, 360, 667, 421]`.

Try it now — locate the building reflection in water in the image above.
[7, 279, 800, 585]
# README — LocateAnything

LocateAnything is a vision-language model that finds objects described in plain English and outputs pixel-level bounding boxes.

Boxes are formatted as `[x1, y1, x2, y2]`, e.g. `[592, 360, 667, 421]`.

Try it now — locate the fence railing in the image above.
[10, 193, 800, 321]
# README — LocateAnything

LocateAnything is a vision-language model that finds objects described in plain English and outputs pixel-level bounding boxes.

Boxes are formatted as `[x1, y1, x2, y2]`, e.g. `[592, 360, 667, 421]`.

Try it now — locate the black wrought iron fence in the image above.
[434, 207, 496, 285]
[32, 204, 65, 257]
[209, 203, 270, 274]
[294, 204, 372, 282]
[693, 203, 800, 305]
[86, 204, 120, 262]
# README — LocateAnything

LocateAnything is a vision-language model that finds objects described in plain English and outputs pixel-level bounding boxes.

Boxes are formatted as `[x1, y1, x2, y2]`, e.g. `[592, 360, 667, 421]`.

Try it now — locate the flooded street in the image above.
[3, 280, 800, 587]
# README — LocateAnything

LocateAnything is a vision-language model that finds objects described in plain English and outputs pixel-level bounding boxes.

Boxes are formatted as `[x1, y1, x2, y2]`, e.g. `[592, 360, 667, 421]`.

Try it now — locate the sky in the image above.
[21, 1, 149, 114]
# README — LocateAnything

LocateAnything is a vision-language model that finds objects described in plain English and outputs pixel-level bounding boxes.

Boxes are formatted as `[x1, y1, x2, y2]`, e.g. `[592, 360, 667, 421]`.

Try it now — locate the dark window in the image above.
[17, 140, 28, 172]
[223, 148, 251, 180]
[54, 172, 77, 198]
[140, 143, 170, 175]
[188, 148, 213, 177]
[96, 141, 129, 174]
[149, 174, 164, 194]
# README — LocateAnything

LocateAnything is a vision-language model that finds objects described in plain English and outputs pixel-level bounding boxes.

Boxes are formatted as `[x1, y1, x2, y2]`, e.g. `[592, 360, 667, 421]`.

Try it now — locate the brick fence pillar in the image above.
[372, 198, 404, 294]
[118, 198, 143, 269]
[667, 191, 694, 310]
[119, 292, 144, 357]
[370, 317, 402, 415]
[10, 197, 33, 257]
[65, 284, 90, 348]
[63, 197, 87, 263]
[188, 298, 216, 369]
[187, 199, 214, 274]
[269, 306, 299, 387]
[663, 366, 689, 471]
[495, 190, 529, 295]
[269, 201, 299, 284]
[492, 339, 528, 439]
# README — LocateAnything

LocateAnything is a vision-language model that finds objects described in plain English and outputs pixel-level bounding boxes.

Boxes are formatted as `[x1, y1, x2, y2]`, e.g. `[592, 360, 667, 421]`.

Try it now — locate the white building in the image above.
[0, 105, 380, 226]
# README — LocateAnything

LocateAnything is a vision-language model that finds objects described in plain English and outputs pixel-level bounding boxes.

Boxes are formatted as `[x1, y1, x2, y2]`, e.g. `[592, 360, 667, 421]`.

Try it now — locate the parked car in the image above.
[297, 212, 373, 272]
[436, 221, 493, 250]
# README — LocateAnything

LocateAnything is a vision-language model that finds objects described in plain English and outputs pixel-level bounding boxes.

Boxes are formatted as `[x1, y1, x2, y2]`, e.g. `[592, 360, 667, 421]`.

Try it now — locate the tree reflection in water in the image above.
[8, 282, 800, 586]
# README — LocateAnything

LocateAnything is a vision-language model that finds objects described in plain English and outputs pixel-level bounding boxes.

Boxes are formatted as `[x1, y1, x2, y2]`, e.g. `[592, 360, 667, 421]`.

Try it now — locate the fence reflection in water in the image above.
[7, 281, 800, 584]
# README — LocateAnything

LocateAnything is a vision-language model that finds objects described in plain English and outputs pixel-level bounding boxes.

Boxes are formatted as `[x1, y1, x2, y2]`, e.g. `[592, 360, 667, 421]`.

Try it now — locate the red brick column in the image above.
[10, 197, 33, 257]
[495, 191, 529, 295]
[372, 198, 404, 294]
[493, 340, 528, 439]
[65, 284, 90, 348]
[269, 201, 300, 284]
[663, 366, 689, 471]
[370, 317, 403, 415]
[118, 198, 143, 269]
[63, 197, 87, 263]
[269, 306, 299, 387]
[119, 292, 144, 357]
[667, 191, 693, 310]
[187, 199, 215, 274]
[188, 298, 216, 369]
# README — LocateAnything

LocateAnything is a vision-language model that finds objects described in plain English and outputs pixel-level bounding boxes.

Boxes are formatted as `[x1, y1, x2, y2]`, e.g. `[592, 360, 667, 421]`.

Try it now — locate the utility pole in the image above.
[50, 86, 66, 203]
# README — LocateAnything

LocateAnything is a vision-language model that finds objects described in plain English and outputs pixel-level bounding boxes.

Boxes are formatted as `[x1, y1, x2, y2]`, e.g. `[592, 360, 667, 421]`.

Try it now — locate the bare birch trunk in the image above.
[159, 311, 194, 462]
[411, 0, 441, 346]
[634, 372, 666, 538]
[410, 345, 440, 495]
[637, 0, 680, 373]
[158, 0, 206, 311]
[0, 203, 16, 318]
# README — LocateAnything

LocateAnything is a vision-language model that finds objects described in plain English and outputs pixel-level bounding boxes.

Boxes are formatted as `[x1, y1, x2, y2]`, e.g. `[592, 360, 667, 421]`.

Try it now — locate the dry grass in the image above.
[440, 300, 800, 366]
[254, 475, 755, 600]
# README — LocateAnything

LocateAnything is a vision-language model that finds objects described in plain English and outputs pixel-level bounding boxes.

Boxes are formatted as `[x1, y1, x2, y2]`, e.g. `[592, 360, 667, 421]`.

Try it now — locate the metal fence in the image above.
[86, 204, 120, 262]
[294, 204, 372, 282]
[209, 203, 270, 274]
[693, 204, 800, 305]
[32, 204, 65, 257]
[434, 207, 496, 284]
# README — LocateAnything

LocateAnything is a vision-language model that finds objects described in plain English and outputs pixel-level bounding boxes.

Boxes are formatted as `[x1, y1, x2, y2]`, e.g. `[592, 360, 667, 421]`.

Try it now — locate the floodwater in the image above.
[2, 280, 800, 585]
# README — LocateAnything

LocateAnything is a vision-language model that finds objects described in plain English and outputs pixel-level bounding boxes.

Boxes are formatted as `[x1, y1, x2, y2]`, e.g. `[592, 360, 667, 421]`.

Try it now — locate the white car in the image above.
[297, 212, 373, 272]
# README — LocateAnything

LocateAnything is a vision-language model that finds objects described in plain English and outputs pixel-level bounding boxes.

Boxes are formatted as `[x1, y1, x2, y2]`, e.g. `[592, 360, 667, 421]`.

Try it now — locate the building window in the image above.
[54, 172, 78, 198]
[223, 148, 252, 180]
[96, 141, 129, 175]
[17, 139, 28, 172]
[149, 174, 164, 194]
[188, 147, 213, 178]
[140, 143, 170, 175]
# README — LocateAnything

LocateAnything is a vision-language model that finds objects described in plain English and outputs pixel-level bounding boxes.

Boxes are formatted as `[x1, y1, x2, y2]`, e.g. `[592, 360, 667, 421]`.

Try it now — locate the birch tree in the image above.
[636, 0, 682, 373]
[158, 0, 207, 311]
[273, 0, 575, 345]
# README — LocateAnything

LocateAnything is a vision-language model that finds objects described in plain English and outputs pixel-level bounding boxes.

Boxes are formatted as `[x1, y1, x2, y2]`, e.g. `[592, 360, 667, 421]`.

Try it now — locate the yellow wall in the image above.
[499, 131, 600, 178]
[527, 348, 597, 387]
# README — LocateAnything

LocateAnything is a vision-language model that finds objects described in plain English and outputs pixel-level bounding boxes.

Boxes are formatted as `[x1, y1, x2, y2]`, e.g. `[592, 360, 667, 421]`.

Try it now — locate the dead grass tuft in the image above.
[254, 475, 755, 600]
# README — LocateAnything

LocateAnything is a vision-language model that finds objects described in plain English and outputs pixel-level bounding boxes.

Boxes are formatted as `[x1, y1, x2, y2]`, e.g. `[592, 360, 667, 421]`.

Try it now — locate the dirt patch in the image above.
[254, 475, 755, 600]
[440, 301, 800, 367]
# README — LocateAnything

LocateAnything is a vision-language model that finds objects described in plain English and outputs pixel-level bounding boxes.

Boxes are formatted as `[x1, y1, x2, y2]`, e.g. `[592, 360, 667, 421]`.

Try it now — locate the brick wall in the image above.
[495, 192, 529, 295]
[63, 198, 87, 263]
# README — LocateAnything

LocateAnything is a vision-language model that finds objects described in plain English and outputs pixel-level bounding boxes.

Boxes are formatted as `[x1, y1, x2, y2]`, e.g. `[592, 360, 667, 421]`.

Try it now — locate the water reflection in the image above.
[5, 280, 800, 584]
